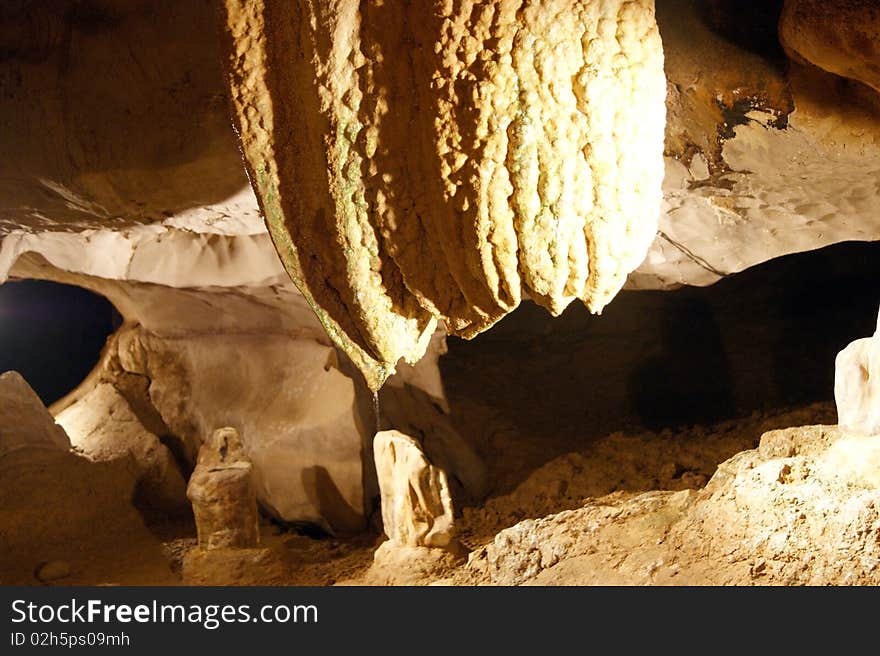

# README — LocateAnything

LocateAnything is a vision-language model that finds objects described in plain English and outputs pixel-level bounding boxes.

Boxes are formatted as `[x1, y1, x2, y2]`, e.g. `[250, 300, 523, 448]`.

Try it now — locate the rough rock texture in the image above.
[363, 541, 465, 586]
[55, 382, 188, 516]
[835, 310, 880, 437]
[780, 0, 880, 94]
[220, 0, 667, 388]
[187, 427, 260, 550]
[2, 0, 880, 569]
[461, 424, 880, 585]
[0, 371, 70, 457]
[10, 247, 455, 532]
[374, 430, 455, 548]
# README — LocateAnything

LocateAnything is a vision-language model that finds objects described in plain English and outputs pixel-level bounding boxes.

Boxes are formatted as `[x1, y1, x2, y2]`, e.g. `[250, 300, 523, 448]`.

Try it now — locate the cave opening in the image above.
[0, 279, 119, 406]
[441, 240, 880, 494]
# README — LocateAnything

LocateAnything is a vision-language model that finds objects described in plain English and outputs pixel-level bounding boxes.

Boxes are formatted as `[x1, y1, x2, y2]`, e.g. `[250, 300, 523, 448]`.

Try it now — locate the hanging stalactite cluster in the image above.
[220, 0, 667, 389]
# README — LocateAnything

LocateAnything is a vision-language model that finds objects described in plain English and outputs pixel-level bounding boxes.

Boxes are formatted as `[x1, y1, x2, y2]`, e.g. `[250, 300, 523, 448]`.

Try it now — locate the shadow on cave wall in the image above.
[441, 240, 880, 476]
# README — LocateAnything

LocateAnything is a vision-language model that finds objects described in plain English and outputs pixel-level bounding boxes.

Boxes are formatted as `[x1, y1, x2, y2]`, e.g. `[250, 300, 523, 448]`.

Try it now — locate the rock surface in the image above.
[56, 382, 188, 516]
[0, 371, 70, 457]
[373, 430, 455, 548]
[182, 547, 291, 586]
[0, 440, 172, 585]
[379, 383, 489, 506]
[118, 326, 369, 534]
[462, 423, 880, 585]
[780, 0, 880, 94]
[187, 427, 259, 550]
[835, 310, 880, 437]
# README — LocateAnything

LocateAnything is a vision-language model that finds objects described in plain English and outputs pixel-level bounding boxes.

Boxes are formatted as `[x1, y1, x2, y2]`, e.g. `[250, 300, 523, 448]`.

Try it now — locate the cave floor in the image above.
[133, 401, 838, 586]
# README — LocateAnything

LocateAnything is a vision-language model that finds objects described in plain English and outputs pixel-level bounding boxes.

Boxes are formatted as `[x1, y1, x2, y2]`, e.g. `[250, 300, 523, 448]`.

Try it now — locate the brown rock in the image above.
[780, 0, 880, 94]
[187, 427, 259, 550]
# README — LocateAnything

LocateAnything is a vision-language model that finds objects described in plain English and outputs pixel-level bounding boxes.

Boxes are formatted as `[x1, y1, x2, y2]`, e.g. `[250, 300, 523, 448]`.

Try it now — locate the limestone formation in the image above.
[0, 376, 171, 584]
[187, 427, 260, 550]
[466, 424, 880, 586]
[379, 383, 489, 505]
[56, 382, 188, 516]
[10, 250, 456, 533]
[115, 325, 368, 534]
[374, 430, 455, 548]
[780, 0, 880, 94]
[0, 371, 70, 457]
[220, 0, 667, 388]
[834, 310, 880, 438]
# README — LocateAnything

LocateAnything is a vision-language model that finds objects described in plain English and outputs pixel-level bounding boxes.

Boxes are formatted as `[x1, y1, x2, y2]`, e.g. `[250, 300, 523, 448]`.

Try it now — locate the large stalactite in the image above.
[220, 0, 667, 389]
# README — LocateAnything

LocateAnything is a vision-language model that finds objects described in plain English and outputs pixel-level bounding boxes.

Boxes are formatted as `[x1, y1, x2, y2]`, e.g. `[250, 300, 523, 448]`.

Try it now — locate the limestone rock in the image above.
[466, 424, 880, 586]
[0, 447, 172, 585]
[187, 427, 260, 550]
[220, 0, 666, 388]
[834, 311, 880, 437]
[0, 372, 170, 584]
[56, 382, 188, 516]
[365, 541, 466, 586]
[373, 430, 455, 548]
[182, 547, 290, 586]
[0, 371, 70, 457]
[379, 384, 488, 505]
[780, 0, 880, 94]
[118, 327, 368, 534]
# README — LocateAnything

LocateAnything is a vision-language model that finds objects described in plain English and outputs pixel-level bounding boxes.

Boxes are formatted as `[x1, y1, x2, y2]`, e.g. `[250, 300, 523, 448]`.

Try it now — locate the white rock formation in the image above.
[0, 371, 70, 457]
[835, 310, 880, 437]
[55, 382, 188, 516]
[374, 430, 455, 548]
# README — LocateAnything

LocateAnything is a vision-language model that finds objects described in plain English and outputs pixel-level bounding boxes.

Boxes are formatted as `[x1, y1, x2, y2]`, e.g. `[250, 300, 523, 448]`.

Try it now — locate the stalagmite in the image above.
[373, 430, 455, 548]
[219, 0, 667, 389]
[187, 427, 259, 549]
[834, 309, 880, 438]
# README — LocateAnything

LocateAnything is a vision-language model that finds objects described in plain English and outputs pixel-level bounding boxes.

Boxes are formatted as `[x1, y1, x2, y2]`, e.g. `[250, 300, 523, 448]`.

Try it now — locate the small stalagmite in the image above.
[835, 309, 880, 438]
[373, 430, 455, 548]
[187, 427, 259, 549]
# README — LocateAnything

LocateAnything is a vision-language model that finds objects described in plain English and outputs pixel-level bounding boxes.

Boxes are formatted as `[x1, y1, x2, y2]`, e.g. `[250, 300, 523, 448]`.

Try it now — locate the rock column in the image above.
[186, 427, 259, 549]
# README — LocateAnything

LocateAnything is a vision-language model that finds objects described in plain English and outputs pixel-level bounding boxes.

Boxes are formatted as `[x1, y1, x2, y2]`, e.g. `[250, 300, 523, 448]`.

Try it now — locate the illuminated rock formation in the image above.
[835, 310, 880, 438]
[374, 430, 455, 548]
[220, 0, 667, 388]
[187, 427, 260, 550]
[56, 382, 188, 516]
[0, 373, 171, 584]
[2, 0, 880, 554]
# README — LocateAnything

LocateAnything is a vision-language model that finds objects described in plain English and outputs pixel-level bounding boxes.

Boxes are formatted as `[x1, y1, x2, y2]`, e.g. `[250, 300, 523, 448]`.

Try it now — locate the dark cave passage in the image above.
[441, 240, 880, 490]
[0, 279, 118, 405]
